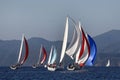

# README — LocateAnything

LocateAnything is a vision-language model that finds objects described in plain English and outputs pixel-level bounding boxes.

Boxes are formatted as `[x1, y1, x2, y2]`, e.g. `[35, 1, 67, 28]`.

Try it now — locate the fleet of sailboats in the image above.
[10, 16, 97, 71]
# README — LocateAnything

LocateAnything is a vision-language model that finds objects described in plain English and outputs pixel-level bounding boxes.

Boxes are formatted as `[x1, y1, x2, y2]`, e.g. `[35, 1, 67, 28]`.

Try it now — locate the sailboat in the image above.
[45, 46, 57, 71]
[106, 59, 110, 67]
[10, 34, 29, 70]
[66, 21, 90, 70]
[32, 45, 47, 68]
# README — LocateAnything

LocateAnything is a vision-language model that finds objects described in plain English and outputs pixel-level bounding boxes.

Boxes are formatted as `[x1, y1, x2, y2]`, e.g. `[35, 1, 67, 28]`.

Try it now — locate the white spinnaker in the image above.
[17, 34, 24, 63]
[75, 22, 82, 63]
[66, 21, 80, 59]
[37, 45, 42, 64]
[66, 18, 81, 58]
[66, 29, 76, 51]
[48, 46, 53, 64]
[59, 17, 69, 63]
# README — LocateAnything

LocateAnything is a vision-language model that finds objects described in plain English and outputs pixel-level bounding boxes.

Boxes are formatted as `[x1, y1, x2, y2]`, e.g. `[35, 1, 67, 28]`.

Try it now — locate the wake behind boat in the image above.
[10, 34, 29, 70]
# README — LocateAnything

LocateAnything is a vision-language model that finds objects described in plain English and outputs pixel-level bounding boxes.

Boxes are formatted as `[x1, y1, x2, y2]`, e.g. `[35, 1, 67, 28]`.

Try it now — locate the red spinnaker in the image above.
[20, 37, 29, 65]
[40, 46, 47, 64]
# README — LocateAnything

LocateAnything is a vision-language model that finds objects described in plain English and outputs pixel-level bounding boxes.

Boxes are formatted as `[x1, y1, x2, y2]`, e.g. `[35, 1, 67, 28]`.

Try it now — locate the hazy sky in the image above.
[0, 0, 120, 41]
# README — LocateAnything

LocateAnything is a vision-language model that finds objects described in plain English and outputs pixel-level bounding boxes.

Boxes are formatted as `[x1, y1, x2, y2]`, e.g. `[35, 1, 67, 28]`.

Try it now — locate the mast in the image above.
[17, 34, 24, 63]
[59, 17, 69, 64]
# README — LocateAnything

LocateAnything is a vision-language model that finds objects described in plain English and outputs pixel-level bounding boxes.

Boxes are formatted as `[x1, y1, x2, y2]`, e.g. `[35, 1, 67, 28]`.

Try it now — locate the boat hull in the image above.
[10, 66, 17, 70]
[32, 64, 39, 68]
[67, 64, 82, 71]
[47, 66, 56, 71]
[10, 64, 21, 70]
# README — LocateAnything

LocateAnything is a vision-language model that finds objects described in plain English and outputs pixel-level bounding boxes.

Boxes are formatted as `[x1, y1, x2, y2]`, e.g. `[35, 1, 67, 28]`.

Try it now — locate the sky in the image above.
[0, 0, 120, 41]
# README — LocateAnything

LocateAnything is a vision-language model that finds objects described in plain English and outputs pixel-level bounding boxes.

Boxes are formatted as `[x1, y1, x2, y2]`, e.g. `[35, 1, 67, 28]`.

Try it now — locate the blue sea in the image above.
[0, 67, 120, 80]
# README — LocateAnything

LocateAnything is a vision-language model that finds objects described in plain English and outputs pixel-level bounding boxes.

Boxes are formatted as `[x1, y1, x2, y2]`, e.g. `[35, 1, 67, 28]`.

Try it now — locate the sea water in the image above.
[0, 67, 120, 80]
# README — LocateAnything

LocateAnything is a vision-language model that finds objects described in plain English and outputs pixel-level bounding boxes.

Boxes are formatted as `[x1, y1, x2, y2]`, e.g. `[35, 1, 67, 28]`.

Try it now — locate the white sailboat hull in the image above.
[67, 66, 75, 71]
[10, 64, 21, 70]
[47, 66, 56, 71]
[10, 66, 17, 70]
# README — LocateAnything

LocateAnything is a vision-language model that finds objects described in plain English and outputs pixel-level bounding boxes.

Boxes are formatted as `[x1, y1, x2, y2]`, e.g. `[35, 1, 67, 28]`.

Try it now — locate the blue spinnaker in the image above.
[85, 34, 97, 66]
[50, 47, 57, 64]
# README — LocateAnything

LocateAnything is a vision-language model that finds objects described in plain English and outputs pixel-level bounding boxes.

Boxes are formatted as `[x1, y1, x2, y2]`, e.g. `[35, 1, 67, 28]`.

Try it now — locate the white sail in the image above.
[66, 29, 76, 51]
[75, 22, 82, 63]
[59, 17, 68, 63]
[106, 59, 110, 67]
[66, 23, 80, 59]
[37, 45, 42, 64]
[50, 46, 57, 64]
[17, 34, 24, 63]
[48, 46, 53, 64]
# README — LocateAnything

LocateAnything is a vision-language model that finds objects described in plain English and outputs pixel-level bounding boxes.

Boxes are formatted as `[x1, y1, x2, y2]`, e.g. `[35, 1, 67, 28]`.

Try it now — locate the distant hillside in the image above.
[94, 30, 120, 66]
[94, 30, 120, 53]
[0, 29, 120, 66]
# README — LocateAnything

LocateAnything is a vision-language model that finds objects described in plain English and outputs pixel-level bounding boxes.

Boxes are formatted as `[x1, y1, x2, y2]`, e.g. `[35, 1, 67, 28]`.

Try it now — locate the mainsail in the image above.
[48, 46, 53, 65]
[59, 17, 68, 64]
[17, 34, 24, 63]
[37, 45, 42, 64]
